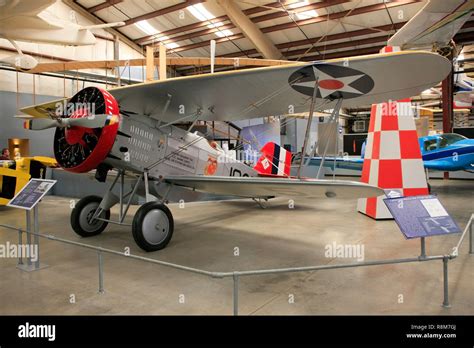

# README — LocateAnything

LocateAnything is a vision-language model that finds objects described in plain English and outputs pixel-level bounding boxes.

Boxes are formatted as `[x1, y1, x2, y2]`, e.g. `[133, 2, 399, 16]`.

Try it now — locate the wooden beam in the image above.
[25, 57, 293, 74]
[215, 0, 281, 59]
[146, 46, 155, 82]
[158, 44, 167, 80]
[88, 0, 123, 13]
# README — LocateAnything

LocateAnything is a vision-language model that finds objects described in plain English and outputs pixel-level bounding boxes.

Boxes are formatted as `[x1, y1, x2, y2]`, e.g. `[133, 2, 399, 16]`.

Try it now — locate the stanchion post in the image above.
[442, 256, 450, 308]
[98, 251, 104, 294]
[17, 228, 23, 265]
[469, 217, 473, 255]
[420, 237, 426, 259]
[25, 210, 32, 266]
[33, 205, 40, 269]
[233, 273, 239, 316]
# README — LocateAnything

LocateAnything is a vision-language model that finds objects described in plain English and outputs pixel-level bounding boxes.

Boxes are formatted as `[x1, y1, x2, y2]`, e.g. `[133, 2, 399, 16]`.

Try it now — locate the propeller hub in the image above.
[64, 108, 92, 146]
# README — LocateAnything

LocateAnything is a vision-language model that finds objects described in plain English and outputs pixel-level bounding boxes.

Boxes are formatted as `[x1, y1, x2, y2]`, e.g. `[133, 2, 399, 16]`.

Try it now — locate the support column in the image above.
[159, 44, 167, 81]
[146, 46, 154, 82]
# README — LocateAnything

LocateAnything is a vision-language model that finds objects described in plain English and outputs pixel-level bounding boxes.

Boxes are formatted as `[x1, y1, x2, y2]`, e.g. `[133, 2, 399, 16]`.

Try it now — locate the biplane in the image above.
[18, 49, 451, 251]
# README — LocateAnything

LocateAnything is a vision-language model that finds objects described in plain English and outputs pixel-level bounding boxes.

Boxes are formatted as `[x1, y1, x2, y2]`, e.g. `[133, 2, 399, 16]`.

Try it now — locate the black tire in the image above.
[132, 202, 174, 252]
[71, 195, 110, 237]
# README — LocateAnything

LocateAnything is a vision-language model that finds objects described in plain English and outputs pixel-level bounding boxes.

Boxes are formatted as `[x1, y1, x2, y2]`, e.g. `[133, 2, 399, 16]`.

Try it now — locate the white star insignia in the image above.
[293, 66, 365, 98]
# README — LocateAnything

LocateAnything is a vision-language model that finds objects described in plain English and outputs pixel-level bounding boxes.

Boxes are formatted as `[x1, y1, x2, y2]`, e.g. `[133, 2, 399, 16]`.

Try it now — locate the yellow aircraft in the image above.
[0, 156, 57, 205]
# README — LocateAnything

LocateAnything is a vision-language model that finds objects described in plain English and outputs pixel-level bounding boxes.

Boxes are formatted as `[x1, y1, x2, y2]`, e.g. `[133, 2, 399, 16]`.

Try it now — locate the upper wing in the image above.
[20, 51, 450, 123]
[164, 176, 383, 199]
[388, 0, 474, 49]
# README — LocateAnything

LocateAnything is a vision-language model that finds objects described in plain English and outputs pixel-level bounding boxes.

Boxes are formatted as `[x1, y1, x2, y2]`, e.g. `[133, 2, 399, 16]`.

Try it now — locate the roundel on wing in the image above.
[288, 63, 374, 100]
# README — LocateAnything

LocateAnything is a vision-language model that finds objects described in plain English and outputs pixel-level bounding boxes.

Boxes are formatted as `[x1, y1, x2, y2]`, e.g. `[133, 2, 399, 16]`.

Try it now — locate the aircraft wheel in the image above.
[132, 202, 174, 252]
[71, 195, 110, 237]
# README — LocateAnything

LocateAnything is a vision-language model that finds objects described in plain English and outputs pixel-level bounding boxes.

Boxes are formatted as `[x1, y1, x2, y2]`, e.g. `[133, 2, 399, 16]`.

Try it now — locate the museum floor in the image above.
[0, 178, 472, 315]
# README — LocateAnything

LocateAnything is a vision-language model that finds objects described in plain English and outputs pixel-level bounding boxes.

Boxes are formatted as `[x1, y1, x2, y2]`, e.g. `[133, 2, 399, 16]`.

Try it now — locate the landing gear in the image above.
[68, 170, 176, 252]
[132, 202, 174, 252]
[71, 195, 110, 237]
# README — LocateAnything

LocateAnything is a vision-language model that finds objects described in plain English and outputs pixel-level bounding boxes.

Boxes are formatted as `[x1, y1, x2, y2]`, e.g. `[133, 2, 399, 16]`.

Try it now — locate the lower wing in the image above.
[306, 157, 364, 171]
[164, 176, 383, 199]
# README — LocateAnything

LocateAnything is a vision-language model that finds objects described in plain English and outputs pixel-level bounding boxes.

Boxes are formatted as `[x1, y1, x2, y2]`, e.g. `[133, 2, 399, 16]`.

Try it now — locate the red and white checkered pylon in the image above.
[357, 46, 429, 219]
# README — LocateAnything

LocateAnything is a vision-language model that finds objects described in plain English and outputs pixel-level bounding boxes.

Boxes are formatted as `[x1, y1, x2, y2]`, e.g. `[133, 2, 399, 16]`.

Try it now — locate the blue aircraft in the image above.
[303, 133, 474, 173]
[420, 133, 474, 171]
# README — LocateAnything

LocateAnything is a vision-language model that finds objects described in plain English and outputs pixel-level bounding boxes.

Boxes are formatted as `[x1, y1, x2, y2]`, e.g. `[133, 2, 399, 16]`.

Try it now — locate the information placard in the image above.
[7, 179, 56, 210]
[383, 195, 461, 239]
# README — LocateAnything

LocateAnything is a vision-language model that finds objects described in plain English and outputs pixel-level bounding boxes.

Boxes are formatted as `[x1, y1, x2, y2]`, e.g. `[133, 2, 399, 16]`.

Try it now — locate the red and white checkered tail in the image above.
[254, 142, 291, 177]
[357, 99, 429, 219]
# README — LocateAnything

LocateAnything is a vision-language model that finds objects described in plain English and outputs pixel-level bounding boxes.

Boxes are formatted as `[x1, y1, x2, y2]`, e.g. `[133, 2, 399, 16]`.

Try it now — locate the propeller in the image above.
[22, 86, 121, 173]
[24, 114, 118, 130]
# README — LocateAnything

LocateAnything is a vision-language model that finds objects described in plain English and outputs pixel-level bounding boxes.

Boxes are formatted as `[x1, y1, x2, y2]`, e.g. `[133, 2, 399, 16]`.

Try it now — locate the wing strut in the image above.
[297, 77, 319, 178]
[316, 98, 343, 179]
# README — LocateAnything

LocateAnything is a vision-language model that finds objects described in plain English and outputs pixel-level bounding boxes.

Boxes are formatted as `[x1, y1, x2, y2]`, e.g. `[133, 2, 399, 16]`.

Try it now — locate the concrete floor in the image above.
[0, 178, 472, 315]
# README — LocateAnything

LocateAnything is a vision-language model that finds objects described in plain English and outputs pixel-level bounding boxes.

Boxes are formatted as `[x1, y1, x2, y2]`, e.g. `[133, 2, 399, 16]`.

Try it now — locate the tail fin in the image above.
[254, 142, 291, 177]
[357, 98, 429, 219]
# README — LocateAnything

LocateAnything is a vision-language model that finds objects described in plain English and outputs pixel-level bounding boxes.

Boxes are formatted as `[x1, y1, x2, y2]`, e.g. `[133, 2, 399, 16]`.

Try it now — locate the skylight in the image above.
[187, 3, 228, 38]
[289, 0, 318, 20]
[165, 42, 180, 49]
[134, 20, 179, 50]
[207, 21, 224, 29]
[187, 3, 215, 22]
[214, 29, 233, 38]
[134, 20, 159, 36]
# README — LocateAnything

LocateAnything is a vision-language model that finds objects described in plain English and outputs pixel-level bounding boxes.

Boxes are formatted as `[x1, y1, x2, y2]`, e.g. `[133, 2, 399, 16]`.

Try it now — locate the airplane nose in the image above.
[53, 87, 120, 173]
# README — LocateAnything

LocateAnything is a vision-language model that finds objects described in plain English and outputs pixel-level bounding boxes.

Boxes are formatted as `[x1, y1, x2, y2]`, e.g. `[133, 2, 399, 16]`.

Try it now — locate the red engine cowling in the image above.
[53, 87, 120, 173]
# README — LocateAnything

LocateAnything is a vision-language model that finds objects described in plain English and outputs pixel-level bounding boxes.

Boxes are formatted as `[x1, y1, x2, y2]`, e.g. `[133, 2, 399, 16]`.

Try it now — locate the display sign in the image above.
[383, 195, 461, 239]
[7, 179, 56, 210]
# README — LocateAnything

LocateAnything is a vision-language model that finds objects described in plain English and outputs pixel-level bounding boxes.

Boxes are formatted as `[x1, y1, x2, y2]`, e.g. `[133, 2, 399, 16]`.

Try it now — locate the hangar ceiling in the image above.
[72, 0, 474, 76]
